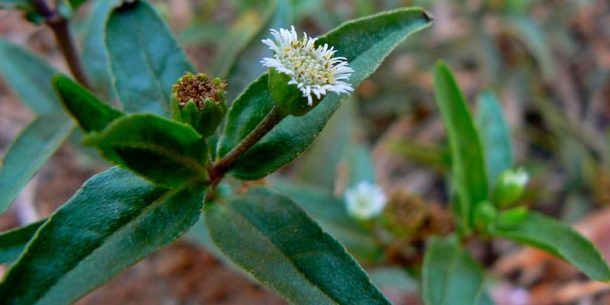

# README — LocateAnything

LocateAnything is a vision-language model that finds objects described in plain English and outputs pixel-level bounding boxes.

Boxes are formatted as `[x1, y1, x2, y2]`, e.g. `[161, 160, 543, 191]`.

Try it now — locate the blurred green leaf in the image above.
[509, 17, 554, 81]
[205, 187, 391, 305]
[433, 61, 488, 230]
[0, 220, 44, 264]
[0, 115, 73, 214]
[225, 0, 292, 101]
[0, 0, 43, 23]
[391, 139, 450, 170]
[478, 291, 497, 305]
[344, 143, 377, 187]
[106, 1, 194, 116]
[476, 90, 513, 187]
[492, 211, 610, 281]
[212, 11, 265, 78]
[66, 0, 86, 10]
[81, 0, 122, 100]
[422, 236, 484, 305]
[272, 180, 383, 261]
[84, 114, 208, 188]
[219, 8, 432, 180]
[0, 38, 63, 114]
[290, 98, 355, 189]
[53, 75, 123, 133]
[0, 168, 205, 305]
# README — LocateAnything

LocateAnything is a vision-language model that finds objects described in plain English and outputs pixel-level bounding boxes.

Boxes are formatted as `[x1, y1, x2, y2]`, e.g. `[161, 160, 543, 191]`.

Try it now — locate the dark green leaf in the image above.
[0, 220, 44, 264]
[53, 74, 123, 133]
[218, 8, 432, 180]
[81, 0, 122, 100]
[84, 114, 208, 188]
[0, 115, 73, 213]
[0, 38, 62, 114]
[422, 236, 484, 305]
[0, 168, 205, 305]
[433, 61, 488, 230]
[492, 211, 610, 281]
[106, 1, 194, 116]
[66, 0, 86, 10]
[272, 180, 383, 262]
[476, 90, 513, 187]
[206, 187, 390, 305]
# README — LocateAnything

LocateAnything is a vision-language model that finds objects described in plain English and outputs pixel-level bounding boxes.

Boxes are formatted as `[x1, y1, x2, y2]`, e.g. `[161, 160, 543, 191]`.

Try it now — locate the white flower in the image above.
[261, 26, 354, 106]
[503, 168, 529, 186]
[344, 181, 387, 220]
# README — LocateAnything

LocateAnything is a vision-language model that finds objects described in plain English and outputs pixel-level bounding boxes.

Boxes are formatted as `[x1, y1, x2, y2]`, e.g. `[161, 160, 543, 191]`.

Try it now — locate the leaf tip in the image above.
[422, 11, 434, 23]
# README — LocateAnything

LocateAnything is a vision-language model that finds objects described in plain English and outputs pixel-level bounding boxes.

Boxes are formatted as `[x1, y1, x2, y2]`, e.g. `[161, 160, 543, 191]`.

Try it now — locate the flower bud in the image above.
[493, 168, 529, 208]
[268, 68, 320, 116]
[382, 191, 426, 237]
[171, 72, 227, 137]
[474, 201, 497, 232]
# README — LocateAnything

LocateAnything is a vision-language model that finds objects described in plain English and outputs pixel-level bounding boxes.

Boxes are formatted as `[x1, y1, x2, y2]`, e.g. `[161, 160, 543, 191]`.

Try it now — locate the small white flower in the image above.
[261, 26, 354, 106]
[503, 168, 529, 186]
[344, 181, 387, 220]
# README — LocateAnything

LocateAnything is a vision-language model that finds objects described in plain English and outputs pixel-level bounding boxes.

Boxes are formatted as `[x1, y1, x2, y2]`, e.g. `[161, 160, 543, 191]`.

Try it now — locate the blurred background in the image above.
[1, 0, 610, 304]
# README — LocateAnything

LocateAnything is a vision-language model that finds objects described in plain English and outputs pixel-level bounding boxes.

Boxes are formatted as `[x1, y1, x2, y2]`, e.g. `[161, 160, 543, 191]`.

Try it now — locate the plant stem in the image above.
[33, 0, 93, 89]
[211, 106, 286, 182]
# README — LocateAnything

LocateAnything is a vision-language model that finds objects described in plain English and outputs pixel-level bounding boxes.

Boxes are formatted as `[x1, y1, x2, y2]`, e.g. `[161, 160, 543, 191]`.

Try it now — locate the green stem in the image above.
[210, 106, 286, 182]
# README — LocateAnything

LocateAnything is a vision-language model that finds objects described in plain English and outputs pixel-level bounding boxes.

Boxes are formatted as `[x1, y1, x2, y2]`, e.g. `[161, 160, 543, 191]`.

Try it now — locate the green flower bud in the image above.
[171, 73, 227, 137]
[268, 69, 321, 116]
[493, 168, 529, 208]
[474, 201, 497, 232]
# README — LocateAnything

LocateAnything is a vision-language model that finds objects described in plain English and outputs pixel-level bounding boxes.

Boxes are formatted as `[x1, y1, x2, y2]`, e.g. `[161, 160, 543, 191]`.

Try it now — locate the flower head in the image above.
[172, 72, 226, 109]
[171, 72, 227, 137]
[345, 181, 387, 220]
[261, 26, 354, 106]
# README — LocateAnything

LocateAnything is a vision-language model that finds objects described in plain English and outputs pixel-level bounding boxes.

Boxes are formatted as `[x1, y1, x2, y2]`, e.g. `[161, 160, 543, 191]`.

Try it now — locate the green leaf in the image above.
[53, 74, 123, 133]
[0, 168, 205, 305]
[0, 0, 43, 23]
[211, 11, 265, 78]
[290, 97, 355, 189]
[66, 0, 86, 10]
[205, 187, 391, 305]
[0, 39, 63, 114]
[0, 115, 73, 214]
[492, 211, 610, 281]
[478, 291, 497, 305]
[105, 1, 194, 116]
[0, 220, 44, 264]
[272, 180, 383, 262]
[218, 8, 432, 180]
[476, 90, 513, 187]
[344, 144, 377, 187]
[81, 0, 122, 100]
[433, 61, 488, 230]
[422, 236, 484, 305]
[84, 114, 208, 188]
